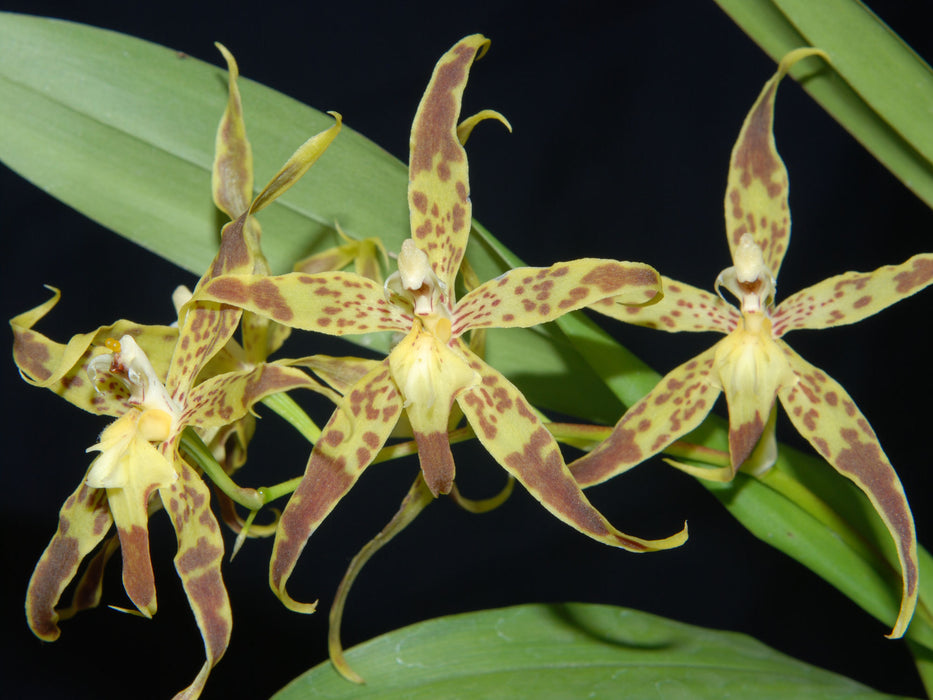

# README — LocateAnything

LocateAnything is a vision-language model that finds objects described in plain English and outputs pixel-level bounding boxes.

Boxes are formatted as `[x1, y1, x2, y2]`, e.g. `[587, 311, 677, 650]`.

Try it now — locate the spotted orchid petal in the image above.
[86, 411, 178, 617]
[198, 271, 412, 333]
[287, 355, 383, 395]
[270, 361, 403, 612]
[776, 343, 917, 638]
[408, 34, 492, 293]
[11, 288, 177, 416]
[26, 481, 112, 641]
[571, 346, 721, 488]
[590, 276, 740, 334]
[724, 48, 827, 278]
[162, 459, 232, 700]
[184, 362, 337, 431]
[712, 315, 796, 471]
[388, 326, 479, 495]
[452, 260, 660, 335]
[459, 348, 687, 552]
[212, 43, 253, 223]
[772, 253, 933, 336]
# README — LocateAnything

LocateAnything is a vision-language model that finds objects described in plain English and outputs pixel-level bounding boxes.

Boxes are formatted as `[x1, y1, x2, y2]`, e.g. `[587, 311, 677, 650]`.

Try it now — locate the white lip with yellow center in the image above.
[384, 239, 478, 414]
[85, 335, 180, 491]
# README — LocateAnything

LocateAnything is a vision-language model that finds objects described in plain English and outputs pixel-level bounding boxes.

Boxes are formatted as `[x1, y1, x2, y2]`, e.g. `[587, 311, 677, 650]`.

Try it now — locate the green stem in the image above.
[260, 391, 321, 443]
[179, 428, 264, 510]
[329, 474, 435, 683]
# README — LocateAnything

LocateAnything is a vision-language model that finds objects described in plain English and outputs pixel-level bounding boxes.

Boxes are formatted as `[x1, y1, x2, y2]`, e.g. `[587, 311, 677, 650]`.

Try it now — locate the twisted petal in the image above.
[408, 34, 490, 291]
[713, 324, 795, 471]
[197, 271, 411, 333]
[288, 355, 383, 395]
[773, 253, 933, 337]
[56, 534, 121, 623]
[725, 49, 826, 278]
[459, 351, 687, 552]
[777, 343, 917, 638]
[571, 346, 720, 487]
[589, 276, 739, 334]
[453, 260, 660, 335]
[26, 481, 112, 641]
[161, 459, 232, 700]
[389, 329, 479, 495]
[270, 361, 402, 612]
[11, 288, 177, 415]
[212, 43, 253, 221]
[184, 362, 338, 431]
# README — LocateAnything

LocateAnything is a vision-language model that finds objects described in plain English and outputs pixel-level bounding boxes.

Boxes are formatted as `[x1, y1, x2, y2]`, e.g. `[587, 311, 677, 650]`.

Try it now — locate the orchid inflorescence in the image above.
[11, 35, 933, 698]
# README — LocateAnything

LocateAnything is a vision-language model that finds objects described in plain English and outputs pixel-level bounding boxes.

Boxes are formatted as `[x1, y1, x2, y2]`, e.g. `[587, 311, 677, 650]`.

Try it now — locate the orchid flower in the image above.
[194, 34, 688, 613]
[573, 48, 933, 639]
[12, 93, 341, 698]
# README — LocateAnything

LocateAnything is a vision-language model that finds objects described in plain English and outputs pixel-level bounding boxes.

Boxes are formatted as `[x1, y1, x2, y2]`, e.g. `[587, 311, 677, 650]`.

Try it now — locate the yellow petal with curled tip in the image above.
[458, 345, 687, 552]
[456, 109, 512, 145]
[251, 113, 342, 215]
[212, 43, 253, 221]
[772, 253, 933, 337]
[26, 481, 112, 641]
[725, 48, 828, 278]
[270, 361, 403, 613]
[389, 326, 479, 496]
[161, 458, 232, 700]
[571, 345, 721, 488]
[589, 276, 739, 335]
[11, 288, 177, 416]
[776, 343, 917, 639]
[408, 34, 490, 291]
[453, 259, 660, 335]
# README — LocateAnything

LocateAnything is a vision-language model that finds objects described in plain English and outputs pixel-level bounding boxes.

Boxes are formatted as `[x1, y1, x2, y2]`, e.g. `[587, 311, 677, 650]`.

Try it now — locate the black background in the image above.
[3, 1, 933, 698]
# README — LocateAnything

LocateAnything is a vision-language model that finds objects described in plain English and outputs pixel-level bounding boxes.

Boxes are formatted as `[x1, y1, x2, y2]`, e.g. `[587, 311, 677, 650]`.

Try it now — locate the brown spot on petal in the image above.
[185, 567, 231, 660]
[272, 452, 352, 588]
[26, 534, 80, 640]
[835, 428, 917, 594]
[571, 427, 643, 485]
[177, 536, 224, 575]
[894, 257, 933, 294]
[117, 524, 156, 613]
[13, 330, 52, 381]
[729, 413, 765, 470]
[410, 42, 476, 178]
[207, 277, 248, 304]
[415, 431, 455, 496]
[250, 279, 294, 322]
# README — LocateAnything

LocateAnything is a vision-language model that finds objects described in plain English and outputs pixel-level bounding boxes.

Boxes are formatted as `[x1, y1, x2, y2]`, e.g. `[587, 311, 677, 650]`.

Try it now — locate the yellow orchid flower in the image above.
[12, 100, 341, 699]
[195, 34, 687, 613]
[573, 48, 933, 640]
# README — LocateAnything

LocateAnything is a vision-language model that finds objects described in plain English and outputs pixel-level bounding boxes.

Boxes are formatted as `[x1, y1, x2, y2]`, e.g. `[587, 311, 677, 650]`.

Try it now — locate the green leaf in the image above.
[273, 603, 908, 699]
[713, 0, 933, 208]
